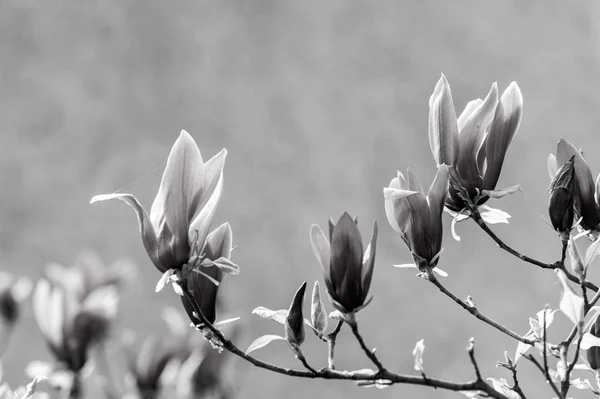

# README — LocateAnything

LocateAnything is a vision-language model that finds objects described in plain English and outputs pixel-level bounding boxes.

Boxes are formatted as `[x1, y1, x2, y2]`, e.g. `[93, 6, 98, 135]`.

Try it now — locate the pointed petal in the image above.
[190, 149, 227, 223]
[330, 213, 363, 310]
[91, 193, 166, 273]
[189, 168, 224, 250]
[548, 153, 558, 180]
[457, 99, 483, 132]
[361, 221, 378, 299]
[310, 224, 331, 273]
[151, 130, 204, 231]
[204, 222, 233, 260]
[427, 165, 450, 256]
[406, 169, 424, 193]
[482, 82, 523, 190]
[457, 83, 499, 182]
[384, 188, 423, 233]
[429, 74, 459, 166]
[557, 139, 600, 231]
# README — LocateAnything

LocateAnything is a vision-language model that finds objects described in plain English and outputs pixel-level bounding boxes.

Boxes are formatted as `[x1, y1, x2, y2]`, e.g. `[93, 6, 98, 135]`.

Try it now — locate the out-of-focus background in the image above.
[2, 1, 600, 398]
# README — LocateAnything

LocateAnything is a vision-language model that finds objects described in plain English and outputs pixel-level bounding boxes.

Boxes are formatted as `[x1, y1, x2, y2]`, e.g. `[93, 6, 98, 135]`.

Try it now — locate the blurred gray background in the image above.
[2, 1, 600, 398]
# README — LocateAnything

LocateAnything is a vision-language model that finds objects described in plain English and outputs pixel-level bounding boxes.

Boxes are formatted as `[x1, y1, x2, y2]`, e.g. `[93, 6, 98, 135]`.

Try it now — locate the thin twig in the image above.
[467, 338, 481, 381]
[509, 365, 526, 399]
[349, 321, 385, 372]
[326, 320, 344, 369]
[427, 274, 535, 345]
[179, 278, 510, 399]
[562, 328, 583, 396]
[524, 354, 563, 399]
[471, 210, 599, 292]
[296, 350, 318, 374]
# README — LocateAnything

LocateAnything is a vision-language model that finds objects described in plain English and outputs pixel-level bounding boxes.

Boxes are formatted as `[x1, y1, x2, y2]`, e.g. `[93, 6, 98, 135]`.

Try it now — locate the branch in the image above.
[471, 210, 599, 292]
[326, 320, 344, 369]
[467, 338, 481, 381]
[178, 278, 511, 399]
[524, 354, 563, 399]
[349, 321, 385, 371]
[427, 273, 535, 345]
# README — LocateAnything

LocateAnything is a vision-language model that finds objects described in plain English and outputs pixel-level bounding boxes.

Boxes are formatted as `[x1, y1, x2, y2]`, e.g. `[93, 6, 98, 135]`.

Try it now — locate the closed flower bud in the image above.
[549, 139, 600, 233]
[0, 273, 31, 327]
[548, 156, 575, 236]
[587, 315, 600, 370]
[310, 213, 377, 315]
[0, 290, 18, 326]
[384, 165, 449, 269]
[285, 282, 307, 349]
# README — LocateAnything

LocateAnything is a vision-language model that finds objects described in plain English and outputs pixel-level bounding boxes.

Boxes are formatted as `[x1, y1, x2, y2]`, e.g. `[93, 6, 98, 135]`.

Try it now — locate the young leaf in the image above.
[487, 378, 520, 399]
[252, 307, 288, 325]
[311, 281, 327, 335]
[412, 339, 425, 372]
[245, 334, 286, 355]
[580, 333, 600, 350]
[514, 341, 533, 364]
[556, 269, 584, 328]
[585, 235, 600, 267]
[155, 269, 175, 293]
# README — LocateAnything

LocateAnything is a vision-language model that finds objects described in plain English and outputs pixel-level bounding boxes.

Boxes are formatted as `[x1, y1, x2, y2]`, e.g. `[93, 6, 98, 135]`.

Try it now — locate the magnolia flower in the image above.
[548, 156, 575, 237]
[0, 272, 31, 327]
[429, 74, 523, 222]
[181, 222, 233, 325]
[384, 165, 449, 271]
[310, 212, 377, 316]
[44, 250, 133, 302]
[31, 279, 118, 383]
[548, 139, 600, 235]
[91, 130, 227, 275]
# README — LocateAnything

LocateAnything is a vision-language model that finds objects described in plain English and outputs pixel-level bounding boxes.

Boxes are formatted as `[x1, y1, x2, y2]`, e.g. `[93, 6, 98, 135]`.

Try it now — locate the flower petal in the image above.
[428, 74, 459, 166]
[482, 82, 523, 190]
[361, 221, 378, 299]
[548, 153, 558, 180]
[310, 224, 331, 273]
[457, 99, 483, 132]
[191, 149, 227, 224]
[188, 168, 224, 251]
[557, 139, 600, 231]
[91, 193, 165, 272]
[152, 130, 205, 248]
[457, 83, 498, 182]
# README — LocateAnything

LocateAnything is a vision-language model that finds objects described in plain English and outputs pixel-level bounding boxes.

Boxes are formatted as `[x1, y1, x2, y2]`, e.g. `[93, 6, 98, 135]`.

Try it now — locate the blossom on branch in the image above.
[310, 213, 377, 317]
[549, 139, 600, 235]
[428, 74, 523, 220]
[91, 130, 227, 274]
[384, 165, 449, 270]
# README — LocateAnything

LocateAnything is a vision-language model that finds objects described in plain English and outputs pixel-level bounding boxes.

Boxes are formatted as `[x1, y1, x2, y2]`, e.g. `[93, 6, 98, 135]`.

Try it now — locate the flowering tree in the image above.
[4, 74, 600, 399]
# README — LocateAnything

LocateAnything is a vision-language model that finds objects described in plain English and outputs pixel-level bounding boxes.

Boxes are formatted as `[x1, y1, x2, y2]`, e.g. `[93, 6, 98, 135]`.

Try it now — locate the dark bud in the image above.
[0, 290, 18, 325]
[549, 156, 575, 236]
[284, 282, 307, 350]
[587, 315, 600, 370]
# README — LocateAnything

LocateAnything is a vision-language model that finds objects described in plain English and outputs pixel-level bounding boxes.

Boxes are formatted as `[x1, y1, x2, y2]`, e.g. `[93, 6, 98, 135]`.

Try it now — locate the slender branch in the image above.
[178, 278, 510, 399]
[541, 310, 560, 398]
[296, 350, 318, 374]
[326, 320, 344, 369]
[562, 329, 583, 396]
[467, 338, 481, 381]
[427, 273, 535, 345]
[471, 210, 599, 292]
[509, 365, 526, 399]
[349, 321, 385, 372]
[524, 354, 562, 399]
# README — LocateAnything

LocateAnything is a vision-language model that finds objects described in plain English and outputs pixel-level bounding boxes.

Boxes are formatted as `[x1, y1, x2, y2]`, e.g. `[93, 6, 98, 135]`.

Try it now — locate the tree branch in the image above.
[427, 273, 535, 345]
[327, 320, 344, 369]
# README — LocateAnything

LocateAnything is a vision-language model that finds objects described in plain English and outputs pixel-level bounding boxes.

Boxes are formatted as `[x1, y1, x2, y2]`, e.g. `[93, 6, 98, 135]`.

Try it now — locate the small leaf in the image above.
[556, 269, 584, 328]
[514, 341, 533, 364]
[213, 316, 241, 327]
[481, 185, 522, 199]
[585, 235, 600, 267]
[570, 377, 595, 391]
[155, 269, 175, 293]
[569, 238, 585, 278]
[529, 318, 542, 339]
[251, 307, 288, 325]
[478, 205, 511, 224]
[432, 267, 448, 277]
[311, 282, 327, 334]
[211, 257, 240, 275]
[580, 333, 600, 350]
[487, 378, 521, 399]
[245, 334, 285, 355]
[192, 268, 220, 286]
[536, 308, 558, 328]
[412, 339, 425, 372]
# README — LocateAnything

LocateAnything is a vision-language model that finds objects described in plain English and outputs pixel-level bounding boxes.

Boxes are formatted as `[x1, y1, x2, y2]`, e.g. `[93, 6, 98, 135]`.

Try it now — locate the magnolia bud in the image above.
[0, 290, 18, 325]
[549, 157, 575, 235]
[311, 281, 327, 335]
[284, 282, 307, 350]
